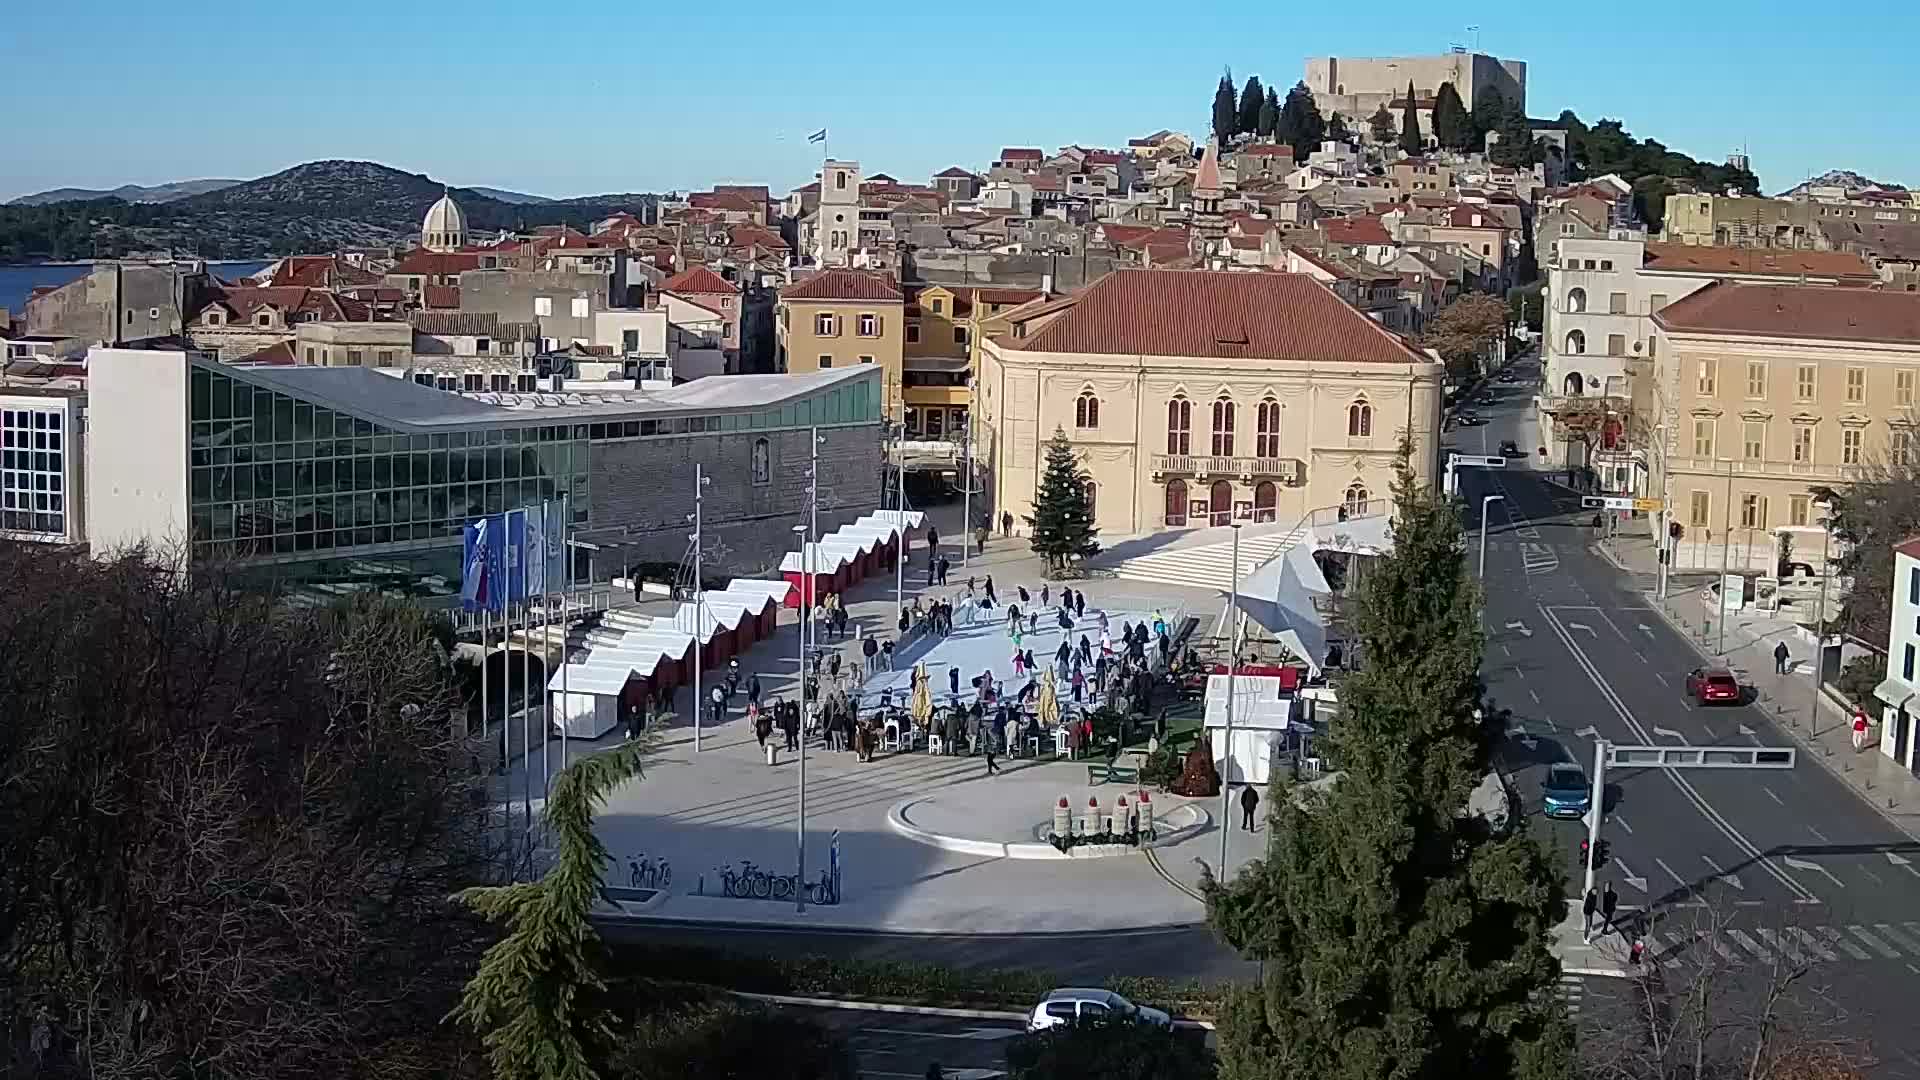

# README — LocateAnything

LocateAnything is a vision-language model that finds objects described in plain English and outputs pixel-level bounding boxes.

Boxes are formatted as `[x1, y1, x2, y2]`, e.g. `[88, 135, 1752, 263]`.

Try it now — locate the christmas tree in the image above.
[1025, 428, 1101, 574]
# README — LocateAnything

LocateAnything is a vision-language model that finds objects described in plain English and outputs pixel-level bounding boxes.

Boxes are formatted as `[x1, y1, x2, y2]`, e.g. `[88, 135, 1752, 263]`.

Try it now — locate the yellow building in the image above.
[977, 269, 1444, 535]
[1649, 282, 1920, 570]
[901, 283, 1048, 438]
[775, 269, 906, 418]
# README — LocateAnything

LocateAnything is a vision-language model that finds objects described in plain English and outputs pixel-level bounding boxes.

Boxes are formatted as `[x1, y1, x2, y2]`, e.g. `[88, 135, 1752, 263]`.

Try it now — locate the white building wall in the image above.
[594, 308, 669, 355]
[86, 347, 190, 553]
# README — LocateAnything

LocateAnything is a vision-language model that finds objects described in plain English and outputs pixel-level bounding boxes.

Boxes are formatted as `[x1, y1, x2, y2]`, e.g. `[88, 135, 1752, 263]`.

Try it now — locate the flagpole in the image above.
[517, 511, 533, 877]
[558, 497, 570, 783]
[538, 501, 552, 782]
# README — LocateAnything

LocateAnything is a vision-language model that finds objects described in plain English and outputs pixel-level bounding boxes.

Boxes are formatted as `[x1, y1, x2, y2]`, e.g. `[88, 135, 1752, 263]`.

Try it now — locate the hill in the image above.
[8, 179, 241, 206]
[466, 186, 554, 204]
[0, 160, 657, 262]
[1774, 169, 1907, 198]
[1545, 110, 1760, 233]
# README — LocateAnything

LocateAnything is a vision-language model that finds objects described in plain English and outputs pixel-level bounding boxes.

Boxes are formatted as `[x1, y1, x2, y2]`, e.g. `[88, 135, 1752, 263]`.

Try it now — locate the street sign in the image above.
[1450, 455, 1507, 468]
[1606, 744, 1795, 769]
[1580, 495, 1661, 512]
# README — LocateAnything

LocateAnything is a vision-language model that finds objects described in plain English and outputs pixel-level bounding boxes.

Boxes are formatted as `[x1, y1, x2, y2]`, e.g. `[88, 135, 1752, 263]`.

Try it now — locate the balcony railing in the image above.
[1661, 456, 1866, 481]
[1150, 454, 1303, 483]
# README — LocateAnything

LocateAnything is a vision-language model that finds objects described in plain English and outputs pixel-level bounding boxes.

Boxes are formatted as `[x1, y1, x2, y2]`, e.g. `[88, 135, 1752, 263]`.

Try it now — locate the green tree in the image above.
[1326, 111, 1350, 144]
[1367, 104, 1397, 145]
[1431, 81, 1472, 151]
[1025, 428, 1100, 574]
[1470, 86, 1507, 150]
[1398, 82, 1424, 156]
[1257, 87, 1280, 138]
[1213, 71, 1238, 147]
[608, 996, 855, 1080]
[1006, 1015, 1216, 1080]
[454, 736, 654, 1080]
[1237, 75, 1265, 138]
[1204, 451, 1573, 1080]
[1490, 96, 1538, 167]
[1276, 80, 1326, 162]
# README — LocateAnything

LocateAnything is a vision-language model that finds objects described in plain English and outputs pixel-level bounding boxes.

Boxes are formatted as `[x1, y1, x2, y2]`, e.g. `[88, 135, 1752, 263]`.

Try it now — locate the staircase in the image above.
[1105, 528, 1308, 592]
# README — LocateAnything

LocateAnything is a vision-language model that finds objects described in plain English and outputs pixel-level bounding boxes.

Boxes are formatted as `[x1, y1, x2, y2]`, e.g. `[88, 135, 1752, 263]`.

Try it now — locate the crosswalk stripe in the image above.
[1848, 926, 1903, 959]
[1754, 928, 1806, 964]
[1697, 930, 1741, 963]
[1789, 928, 1837, 962]
[1876, 923, 1920, 954]
[1726, 929, 1769, 958]
[1818, 927, 1873, 960]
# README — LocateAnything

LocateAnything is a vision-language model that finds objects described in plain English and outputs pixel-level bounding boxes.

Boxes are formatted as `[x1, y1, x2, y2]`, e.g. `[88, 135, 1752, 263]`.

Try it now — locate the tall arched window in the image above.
[1342, 482, 1371, 520]
[1209, 480, 1233, 526]
[1255, 397, 1281, 457]
[1164, 479, 1188, 526]
[1254, 480, 1277, 522]
[1566, 329, 1586, 355]
[1083, 479, 1097, 527]
[1166, 396, 1191, 455]
[1347, 400, 1373, 437]
[1563, 372, 1584, 396]
[1211, 396, 1236, 456]
[1075, 391, 1100, 429]
[1566, 287, 1587, 313]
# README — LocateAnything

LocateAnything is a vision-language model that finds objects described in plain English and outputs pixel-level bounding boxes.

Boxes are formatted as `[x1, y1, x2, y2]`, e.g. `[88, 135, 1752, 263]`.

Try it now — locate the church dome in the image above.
[421, 192, 467, 252]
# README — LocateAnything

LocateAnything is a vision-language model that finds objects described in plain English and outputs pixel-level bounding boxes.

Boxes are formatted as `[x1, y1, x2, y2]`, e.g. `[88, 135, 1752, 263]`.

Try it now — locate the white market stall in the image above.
[1204, 674, 1299, 785]
[547, 661, 641, 738]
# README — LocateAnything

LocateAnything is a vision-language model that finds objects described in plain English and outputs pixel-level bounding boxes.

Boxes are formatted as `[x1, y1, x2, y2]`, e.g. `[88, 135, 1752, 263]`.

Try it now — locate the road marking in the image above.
[1700, 854, 1745, 890]
[1806, 825, 1829, 843]
[1501, 643, 1512, 657]
[1818, 926, 1873, 960]
[1515, 666, 1526, 680]
[1539, 605, 1818, 904]
[859, 1027, 1023, 1042]
[1567, 621, 1596, 636]
[1875, 922, 1920, 954]
[1789, 927, 1838, 962]
[1726, 928, 1768, 957]
[1653, 726, 1686, 740]
[1783, 856, 1846, 891]
[1738, 723, 1762, 746]
[1886, 851, 1920, 879]
[1614, 859, 1648, 892]
[1655, 857, 1688, 887]
[1697, 930, 1740, 962]
[1638, 623, 1655, 638]
[1754, 927, 1806, 963]
[1574, 725, 1599, 740]
[1615, 814, 1633, 834]
[1701, 724, 1716, 740]
[1529, 688, 1541, 703]
[1764, 787, 1784, 805]
[1848, 925, 1903, 959]
[1861, 868, 1885, 885]
[1506, 620, 1533, 638]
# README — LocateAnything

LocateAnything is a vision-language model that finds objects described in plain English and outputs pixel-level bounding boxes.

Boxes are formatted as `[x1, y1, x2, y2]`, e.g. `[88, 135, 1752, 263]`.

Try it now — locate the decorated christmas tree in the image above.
[1025, 428, 1101, 575]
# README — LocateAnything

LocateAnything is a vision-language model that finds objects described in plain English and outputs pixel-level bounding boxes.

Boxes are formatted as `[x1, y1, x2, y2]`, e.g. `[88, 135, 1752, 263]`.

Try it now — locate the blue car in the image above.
[1541, 763, 1591, 819]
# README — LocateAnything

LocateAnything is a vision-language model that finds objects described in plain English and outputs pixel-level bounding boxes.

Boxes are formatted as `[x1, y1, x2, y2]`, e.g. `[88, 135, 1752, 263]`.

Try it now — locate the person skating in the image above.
[1240, 785, 1259, 831]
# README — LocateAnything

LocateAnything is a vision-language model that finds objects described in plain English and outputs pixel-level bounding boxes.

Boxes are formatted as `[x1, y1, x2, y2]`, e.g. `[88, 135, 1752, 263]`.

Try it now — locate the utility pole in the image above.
[1582, 738, 1607, 897]
[798, 427, 823, 912]
[961, 390, 974, 566]
[1809, 518, 1833, 736]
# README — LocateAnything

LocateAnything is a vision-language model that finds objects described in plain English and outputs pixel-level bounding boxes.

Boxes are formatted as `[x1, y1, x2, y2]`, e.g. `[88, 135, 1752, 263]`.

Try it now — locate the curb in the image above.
[1562, 966, 1634, 980]
[885, 797, 1211, 861]
[1142, 846, 1206, 904]
[592, 912, 1215, 938]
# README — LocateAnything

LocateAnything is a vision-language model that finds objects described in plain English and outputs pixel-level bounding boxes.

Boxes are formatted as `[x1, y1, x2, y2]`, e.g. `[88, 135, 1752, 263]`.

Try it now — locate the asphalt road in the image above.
[1456, 358, 1920, 1076]
[793, 1004, 1024, 1079]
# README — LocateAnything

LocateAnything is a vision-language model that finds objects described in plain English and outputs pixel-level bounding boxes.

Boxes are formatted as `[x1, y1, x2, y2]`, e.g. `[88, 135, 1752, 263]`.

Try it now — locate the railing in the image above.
[1149, 454, 1301, 482]
[1661, 457, 1866, 481]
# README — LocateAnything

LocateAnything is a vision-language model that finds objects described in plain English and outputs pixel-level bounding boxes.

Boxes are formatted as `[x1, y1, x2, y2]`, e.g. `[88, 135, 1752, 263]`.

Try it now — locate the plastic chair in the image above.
[928, 734, 946, 755]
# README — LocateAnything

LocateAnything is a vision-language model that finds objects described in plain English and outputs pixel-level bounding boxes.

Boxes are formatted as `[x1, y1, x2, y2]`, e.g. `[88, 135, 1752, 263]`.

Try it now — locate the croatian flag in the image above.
[461, 516, 491, 612]
[807, 128, 827, 144]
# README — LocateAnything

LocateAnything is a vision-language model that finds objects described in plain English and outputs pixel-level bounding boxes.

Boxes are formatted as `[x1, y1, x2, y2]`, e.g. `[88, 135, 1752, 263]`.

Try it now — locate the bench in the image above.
[1086, 762, 1141, 785]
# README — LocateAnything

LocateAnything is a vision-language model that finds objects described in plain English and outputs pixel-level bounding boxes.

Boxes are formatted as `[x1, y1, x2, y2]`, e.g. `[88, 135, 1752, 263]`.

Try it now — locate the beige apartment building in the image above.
[1648, 282, 1920, 570]
[977, 269, 1444, 536]
[775, 268, 906, 419]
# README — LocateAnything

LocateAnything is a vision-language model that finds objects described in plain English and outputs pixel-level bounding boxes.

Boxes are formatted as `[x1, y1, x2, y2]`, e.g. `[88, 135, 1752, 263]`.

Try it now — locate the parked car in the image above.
[1457, 413, 1487, 427]
[1498, 439, 1521, 457]
[1685, 666, 1741, 705]
[1026, 989, 1173, 1032]
[1541, 763, 1591, 819]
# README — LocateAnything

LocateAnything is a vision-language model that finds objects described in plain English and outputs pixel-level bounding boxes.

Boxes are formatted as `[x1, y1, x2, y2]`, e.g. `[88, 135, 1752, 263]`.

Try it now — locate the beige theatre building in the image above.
[977, 269, 1444, 535]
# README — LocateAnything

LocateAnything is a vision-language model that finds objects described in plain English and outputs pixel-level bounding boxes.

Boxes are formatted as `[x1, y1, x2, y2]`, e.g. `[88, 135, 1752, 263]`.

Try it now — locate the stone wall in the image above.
[908, 251, 1123, 290]
[587, 423, 882, 577]
[26, 264, 198, 345]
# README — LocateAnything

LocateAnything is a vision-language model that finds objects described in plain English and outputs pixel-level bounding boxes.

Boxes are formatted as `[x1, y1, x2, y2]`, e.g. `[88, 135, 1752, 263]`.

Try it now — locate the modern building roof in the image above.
[212, 358, 880, 431]
[997, 269, 1427, 364]
[1653, 281, 1920, 345]
[782, 268, 903, 302]
[1641, 242, 1878, 282]
[660, 265, 739, 296]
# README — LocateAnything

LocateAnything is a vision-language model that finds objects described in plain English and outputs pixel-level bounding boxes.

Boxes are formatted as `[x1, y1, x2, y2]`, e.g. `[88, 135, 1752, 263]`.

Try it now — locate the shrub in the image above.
[1835, 652, 1886, 708]
[1006, 1014, 1217, 1080]
[607, 995, 856, 1080]
[1140, 743, 1184, 790]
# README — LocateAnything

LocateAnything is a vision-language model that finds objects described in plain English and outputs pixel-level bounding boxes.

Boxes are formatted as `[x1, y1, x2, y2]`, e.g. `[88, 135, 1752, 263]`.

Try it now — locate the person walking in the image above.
[984, 735, 1001, 776]
[948, 665, 960, 697]
[709, 683, 726, 727]
[1041, 582, 1051, 609]
[1001, 510, 1013, 537]
[1070, 666, 1086, 703]
[1012, 649, 1027, 678]
[1853, 706, 1871, 752]
[983, 575, 997, 606]
[862, 635, 878, 676]
[881, 638, 895, 670]
[1774, 640, 1790, 674]
[1239, 785, 1259, 831]
[939, 556, 951, 586]
[1582, 887, 1599, 942]
[747, 673, 762, 708]
[1600, 881, 1619, 935]
[753, 702, 772, 748]
[927, 555, 937, 587]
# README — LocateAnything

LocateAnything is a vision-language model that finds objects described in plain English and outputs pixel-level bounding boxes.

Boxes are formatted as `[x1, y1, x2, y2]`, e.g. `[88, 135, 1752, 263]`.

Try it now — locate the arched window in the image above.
[1566, 329, 1586, 355]
[1347, 400, 1372, 437]
[1255, 397, 1281, 458]
[1566, 287, 1587, 313]
[1209, 480, 1233, 527]
[1254, 480, 1277, 522]
[1166, 396, 1191, 455]
[751, 437, 771, 485]
[1563, 372, 1584, 396]
[1083, 479, 1097, 527]
[1075, 391, 1100, 429]
[1164, 479, 1188, 526]
[1342, 483, 1371, 521]
[1211, 396, 1235, 456]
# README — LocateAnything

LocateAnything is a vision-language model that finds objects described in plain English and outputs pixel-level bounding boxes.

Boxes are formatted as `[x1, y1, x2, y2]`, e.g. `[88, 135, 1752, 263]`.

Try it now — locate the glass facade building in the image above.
[0, 404, 69, 538]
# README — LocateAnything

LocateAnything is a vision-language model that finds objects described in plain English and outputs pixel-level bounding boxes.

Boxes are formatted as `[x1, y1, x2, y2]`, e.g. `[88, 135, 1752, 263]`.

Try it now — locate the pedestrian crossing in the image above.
[1105, 529, 1308, 592]
[1555, 974, 1585, 1018]
[1521, 541, 1560, 576]
[1638, 921, 1920, 969]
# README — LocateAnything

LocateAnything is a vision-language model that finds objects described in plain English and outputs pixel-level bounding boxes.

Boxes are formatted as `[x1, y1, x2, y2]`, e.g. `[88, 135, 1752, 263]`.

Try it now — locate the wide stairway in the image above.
[1101, 526, 1307, 592]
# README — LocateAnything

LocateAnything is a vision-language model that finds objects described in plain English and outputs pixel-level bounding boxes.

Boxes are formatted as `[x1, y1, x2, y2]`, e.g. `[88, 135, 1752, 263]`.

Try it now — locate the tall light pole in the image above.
[1809, 509, 1833, 736]
[692, 466, 711, 751]
[1219, 521, 1242, 878]
[1717, 459, 1733, 656]
[1478, 494, 1506, 579]
[798, 427, 823, 913]
[892, 421, 906, 626]
[961, 382, 975, 566]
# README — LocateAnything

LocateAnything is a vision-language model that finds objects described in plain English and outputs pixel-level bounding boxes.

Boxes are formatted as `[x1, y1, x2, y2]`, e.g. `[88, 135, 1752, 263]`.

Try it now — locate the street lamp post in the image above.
[1809, 515, 1833, 736]
[798, 427, 823, 913]
[1717, 460, 1734, 656]
[1479, 494, 1506, 580]
[961, 394, 973, 566]
[1219, 522, 1242, 878]
[692, 466, 711, 751]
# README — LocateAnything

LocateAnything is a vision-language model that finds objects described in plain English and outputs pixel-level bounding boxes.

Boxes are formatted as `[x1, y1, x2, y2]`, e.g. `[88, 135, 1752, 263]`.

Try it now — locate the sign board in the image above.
[1449, 455, 1508, 468]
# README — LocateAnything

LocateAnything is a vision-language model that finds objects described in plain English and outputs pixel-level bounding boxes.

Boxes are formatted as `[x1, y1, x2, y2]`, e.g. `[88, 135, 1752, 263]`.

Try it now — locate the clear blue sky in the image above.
[3, 1, 1913, 202]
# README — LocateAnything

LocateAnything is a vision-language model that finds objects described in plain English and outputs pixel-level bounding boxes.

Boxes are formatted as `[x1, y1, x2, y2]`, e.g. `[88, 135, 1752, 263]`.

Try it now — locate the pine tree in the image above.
[1204, 450, 1573, 1080]
[1431, 82, 1471, 151]
[1490, 96, 1538, 167]
[1367, 104, 1397, 145]
[1326, 111, 1350, 145]
[1259, 87, 1280, 137]
[1277, 80, 1326, 162]
[1025, 428, 1100, 574]
[1470, 87, 1507, 152]
[1398, 81, 1424, 157]
[1237, 75, 1265, 138]
[1213, 71, 1238, 147]
[454, 735, 656, 1080]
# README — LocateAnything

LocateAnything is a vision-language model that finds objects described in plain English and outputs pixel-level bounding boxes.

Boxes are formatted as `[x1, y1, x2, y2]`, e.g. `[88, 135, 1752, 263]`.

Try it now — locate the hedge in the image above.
[607, 941, 1227, 1020]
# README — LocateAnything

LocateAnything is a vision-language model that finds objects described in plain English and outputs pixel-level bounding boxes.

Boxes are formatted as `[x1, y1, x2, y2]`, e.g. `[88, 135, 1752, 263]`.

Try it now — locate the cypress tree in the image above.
[1204, 450, 1573, 1080]
[1213, 71, 1238, 147]
[1367, 104, 1397, 145]
[1432, 81, 1471, 151]
[1238, 75, 1265, 138]
[1278, 80, 1326, 162]
[1258, 86, 1280, 137]
[1025, 428, 1100, 574]
[1398, 81, 1424, 157]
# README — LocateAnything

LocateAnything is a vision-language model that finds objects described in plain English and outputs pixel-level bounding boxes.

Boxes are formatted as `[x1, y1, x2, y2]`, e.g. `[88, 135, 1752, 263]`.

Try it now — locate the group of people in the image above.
[811, 592, 853, 643]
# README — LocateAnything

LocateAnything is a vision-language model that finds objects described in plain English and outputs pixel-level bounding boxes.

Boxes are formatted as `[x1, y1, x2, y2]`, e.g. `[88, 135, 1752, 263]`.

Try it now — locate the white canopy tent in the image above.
[547, 660, 641, 738]
[1226, 541, 1334, 675]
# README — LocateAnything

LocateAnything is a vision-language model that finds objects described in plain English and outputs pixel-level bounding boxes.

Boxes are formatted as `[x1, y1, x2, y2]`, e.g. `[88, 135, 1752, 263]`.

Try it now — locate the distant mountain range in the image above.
[0, 161, 654, 262]
[1773, 169, 1908, 199]
[8, 179, 243, 206]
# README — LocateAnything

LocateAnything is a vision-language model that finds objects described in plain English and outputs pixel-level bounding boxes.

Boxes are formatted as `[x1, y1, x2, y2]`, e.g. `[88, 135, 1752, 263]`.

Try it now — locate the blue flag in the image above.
[504, 509, 527, 606]
[485, 513, 509, 613]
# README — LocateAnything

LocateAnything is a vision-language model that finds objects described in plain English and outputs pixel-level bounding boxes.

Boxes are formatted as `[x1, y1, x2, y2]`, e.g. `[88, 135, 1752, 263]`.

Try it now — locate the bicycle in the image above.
[630, 855, 671, 891]
[712, 862, 744, 898]
[770, 874, 795, 901]
[803, 868, 839, 906]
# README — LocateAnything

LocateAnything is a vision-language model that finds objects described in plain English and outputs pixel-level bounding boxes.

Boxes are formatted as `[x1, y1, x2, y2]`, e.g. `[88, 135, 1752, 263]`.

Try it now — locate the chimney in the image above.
[1041, 272, 1054, 295]
[550, 373, 564, 392]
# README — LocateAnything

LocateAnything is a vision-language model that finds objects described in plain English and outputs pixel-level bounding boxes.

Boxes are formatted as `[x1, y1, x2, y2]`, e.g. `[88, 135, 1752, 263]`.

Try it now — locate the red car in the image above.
[1685, 666, 1741, 705]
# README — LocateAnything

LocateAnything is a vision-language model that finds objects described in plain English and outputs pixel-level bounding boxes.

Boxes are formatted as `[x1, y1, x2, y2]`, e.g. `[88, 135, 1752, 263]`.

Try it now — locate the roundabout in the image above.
[886, 776, 1210, 860]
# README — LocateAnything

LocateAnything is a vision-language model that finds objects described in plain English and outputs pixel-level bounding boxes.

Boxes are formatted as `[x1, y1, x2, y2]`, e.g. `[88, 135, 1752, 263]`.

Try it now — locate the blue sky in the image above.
[2, 1, 1913, 202]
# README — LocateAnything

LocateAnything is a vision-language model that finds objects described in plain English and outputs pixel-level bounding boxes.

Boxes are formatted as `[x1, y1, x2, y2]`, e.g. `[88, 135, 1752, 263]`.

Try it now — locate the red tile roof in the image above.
[1238, 143, 1295, 159]
[782, 268, 903, 302]
[935, 166, 975, 178]
[1194, 140, 1222, 193]
[1894, 536, 1920, 562]
[661, 265, 739, 296]
[422, 285, 461, 310]
[236, 340, 300, 366]
[197, 285, 368, 323]
[998, 148, 1043, 161]
[1083, 151, 1125, 166]
[1654, 281, 1920, 345]
[1641, 243, 1877, 282]
[1000, 269, 1425, 364]
[729, 225, 790, 252]
[1324, 216, 1392, 246]
[267, 255, 382, 288]
[713, 184, 771, 201]
[690, 191, 763, 213]
[1439, 206, 1509, 229]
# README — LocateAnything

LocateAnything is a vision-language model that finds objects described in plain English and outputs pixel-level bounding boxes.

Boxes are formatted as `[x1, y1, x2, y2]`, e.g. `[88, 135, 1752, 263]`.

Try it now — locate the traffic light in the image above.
[1594, 840, 1611, 870]
[1578, 838, 1611, 870]
[1579, 838, 1590, 868]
